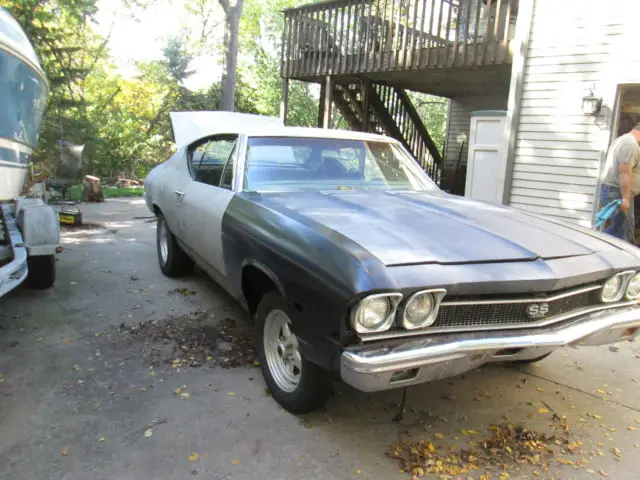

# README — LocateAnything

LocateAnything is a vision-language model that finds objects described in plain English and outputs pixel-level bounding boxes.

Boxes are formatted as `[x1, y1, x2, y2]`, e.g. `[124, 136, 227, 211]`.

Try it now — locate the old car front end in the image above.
[341, 267, 640, 392]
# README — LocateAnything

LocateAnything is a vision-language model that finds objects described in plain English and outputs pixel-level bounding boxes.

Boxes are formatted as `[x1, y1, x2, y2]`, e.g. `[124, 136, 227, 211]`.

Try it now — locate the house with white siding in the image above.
[280, 0, 639, 229]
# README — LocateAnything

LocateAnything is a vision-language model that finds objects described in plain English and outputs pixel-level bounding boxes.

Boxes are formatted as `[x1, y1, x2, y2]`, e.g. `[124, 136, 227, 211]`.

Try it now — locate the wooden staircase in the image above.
[333, 83, 444, 184]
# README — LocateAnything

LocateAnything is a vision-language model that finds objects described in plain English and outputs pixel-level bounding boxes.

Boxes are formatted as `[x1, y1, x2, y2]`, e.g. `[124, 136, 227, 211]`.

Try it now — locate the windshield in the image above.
[243, 136, 438, 192]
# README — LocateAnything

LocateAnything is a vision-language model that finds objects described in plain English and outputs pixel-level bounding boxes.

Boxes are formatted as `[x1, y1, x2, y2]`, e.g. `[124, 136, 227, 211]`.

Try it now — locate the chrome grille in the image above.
[433, 287, 599, 329]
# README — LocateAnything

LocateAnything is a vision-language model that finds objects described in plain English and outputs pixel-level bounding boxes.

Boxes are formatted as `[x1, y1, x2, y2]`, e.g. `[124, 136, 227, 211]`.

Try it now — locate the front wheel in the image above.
[256, 291, 333, 413]
[156, 213, 193, 277]
[26, 254, 56, 289]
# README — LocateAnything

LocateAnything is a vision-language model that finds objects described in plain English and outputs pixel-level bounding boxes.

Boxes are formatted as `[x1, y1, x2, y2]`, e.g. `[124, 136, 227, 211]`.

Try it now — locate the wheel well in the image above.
[153, 204, 161, 216]
[242, 265, 279, 316]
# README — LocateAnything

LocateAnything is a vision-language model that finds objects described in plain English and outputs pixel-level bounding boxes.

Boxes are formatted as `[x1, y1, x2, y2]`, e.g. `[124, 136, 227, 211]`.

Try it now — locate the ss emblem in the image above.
[526, 303, 549, 319]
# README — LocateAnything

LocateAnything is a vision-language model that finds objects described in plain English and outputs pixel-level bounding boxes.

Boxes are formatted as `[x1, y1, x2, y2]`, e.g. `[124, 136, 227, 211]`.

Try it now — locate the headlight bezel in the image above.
[625, 272, 640, 300]
[401, 288, 447, 330]
[601, 271, 636, 303]
[351, 293, 403, 334]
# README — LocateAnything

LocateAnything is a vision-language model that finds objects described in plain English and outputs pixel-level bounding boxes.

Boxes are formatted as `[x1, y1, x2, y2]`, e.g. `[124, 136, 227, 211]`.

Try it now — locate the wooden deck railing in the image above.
[282, 0, 517, 79]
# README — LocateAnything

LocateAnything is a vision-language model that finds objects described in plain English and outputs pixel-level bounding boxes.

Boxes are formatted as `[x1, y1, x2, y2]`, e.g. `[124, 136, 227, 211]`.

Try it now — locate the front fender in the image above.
[15, 198, 60, 256]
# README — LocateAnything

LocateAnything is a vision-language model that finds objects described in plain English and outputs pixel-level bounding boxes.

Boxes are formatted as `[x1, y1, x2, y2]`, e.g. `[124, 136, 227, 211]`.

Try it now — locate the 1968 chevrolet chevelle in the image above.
[145, 112, 640, 413]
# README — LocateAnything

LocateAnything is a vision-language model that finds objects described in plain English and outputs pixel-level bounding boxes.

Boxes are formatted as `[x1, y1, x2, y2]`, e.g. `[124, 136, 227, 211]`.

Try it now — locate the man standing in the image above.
[599, 124, 640, 242]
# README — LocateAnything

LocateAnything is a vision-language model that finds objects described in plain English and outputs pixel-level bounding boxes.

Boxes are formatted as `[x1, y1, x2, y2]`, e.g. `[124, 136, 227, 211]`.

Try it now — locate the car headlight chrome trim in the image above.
[625, 272, 640, 300]
[351, 293, 403, 334]
[401, 288, 446, 330]
[601, 271, 635, 303]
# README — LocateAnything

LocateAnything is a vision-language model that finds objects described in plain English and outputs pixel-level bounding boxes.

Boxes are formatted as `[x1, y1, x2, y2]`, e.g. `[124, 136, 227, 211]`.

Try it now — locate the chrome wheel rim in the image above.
[158, 220, 168, 265]
[263, 309, 301, 393]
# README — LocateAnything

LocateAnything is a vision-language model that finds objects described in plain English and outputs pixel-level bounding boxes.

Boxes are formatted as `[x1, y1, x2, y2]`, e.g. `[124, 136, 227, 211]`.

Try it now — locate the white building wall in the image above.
[508, 0, 640, 226]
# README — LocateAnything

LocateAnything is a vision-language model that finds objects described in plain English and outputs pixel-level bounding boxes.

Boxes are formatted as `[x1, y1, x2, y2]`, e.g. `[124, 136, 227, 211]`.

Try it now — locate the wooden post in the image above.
[322, 75, 333, 129]
[317, 80, 326, 127]
[280, 78, 289, 125]
[362, 81, 370, 132]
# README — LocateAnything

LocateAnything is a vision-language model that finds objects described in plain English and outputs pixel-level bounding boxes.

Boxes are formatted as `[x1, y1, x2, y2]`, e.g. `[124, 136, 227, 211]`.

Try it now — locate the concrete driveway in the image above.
[1, 199, 639, 480]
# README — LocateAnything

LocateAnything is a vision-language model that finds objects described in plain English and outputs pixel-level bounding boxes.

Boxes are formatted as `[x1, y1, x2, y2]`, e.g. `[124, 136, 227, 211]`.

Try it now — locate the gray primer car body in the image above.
[220, 189, 640, 371]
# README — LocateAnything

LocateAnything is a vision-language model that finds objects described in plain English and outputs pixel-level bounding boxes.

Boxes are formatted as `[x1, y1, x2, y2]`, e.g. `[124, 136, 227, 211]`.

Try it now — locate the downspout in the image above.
[501, 0, 535, 205]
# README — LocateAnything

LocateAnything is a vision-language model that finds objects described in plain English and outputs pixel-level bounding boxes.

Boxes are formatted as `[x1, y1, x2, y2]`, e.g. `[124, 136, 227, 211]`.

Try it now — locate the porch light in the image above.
[582, 90, 602, 116]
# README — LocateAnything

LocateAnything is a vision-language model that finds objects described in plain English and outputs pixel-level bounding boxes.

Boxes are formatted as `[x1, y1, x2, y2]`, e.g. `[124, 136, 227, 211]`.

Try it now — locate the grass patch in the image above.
[66, 185, 144, 201]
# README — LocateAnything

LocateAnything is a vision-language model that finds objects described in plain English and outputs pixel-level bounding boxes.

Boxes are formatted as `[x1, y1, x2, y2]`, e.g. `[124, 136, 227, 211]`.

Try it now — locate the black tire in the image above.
[510, 352, 552, 365]
[156, 213, 193, 277]
[26, 254, 56, 289]
[256, 291, 333, 414]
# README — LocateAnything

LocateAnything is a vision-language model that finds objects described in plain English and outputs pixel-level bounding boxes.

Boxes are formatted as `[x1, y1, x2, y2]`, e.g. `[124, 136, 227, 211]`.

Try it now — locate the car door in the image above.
[178, 135, 238, 278]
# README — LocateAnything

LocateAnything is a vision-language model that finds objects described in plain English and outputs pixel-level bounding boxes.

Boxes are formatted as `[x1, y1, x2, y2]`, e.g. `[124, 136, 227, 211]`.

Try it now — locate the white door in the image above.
[465, 111, 508, 205]
[179, 135, 238, 276]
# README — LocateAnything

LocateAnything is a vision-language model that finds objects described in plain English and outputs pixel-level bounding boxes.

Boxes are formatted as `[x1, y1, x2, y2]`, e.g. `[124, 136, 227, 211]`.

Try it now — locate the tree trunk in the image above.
[219, 0, 244, 111]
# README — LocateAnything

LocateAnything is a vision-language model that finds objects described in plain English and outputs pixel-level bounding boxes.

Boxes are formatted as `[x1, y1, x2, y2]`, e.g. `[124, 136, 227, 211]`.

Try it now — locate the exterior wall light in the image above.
[582, 89, 602, 116]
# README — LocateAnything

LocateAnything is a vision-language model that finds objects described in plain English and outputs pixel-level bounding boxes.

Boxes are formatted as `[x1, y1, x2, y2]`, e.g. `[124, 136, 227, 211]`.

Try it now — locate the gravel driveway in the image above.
[1, 198, 639, 480]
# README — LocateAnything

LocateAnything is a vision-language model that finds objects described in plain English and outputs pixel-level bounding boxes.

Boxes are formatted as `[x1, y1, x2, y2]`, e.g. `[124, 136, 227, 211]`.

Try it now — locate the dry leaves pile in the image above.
[390, 422, 574, 479]
[121, 312, 256, 369]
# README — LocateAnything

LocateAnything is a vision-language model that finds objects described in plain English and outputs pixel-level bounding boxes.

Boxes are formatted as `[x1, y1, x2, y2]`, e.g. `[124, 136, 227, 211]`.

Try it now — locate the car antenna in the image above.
[392, 387, 409, 423]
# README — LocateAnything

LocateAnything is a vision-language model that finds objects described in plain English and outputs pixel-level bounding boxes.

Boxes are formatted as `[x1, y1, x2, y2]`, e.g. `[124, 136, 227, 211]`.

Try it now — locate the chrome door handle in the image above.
[175, 190, 186, 197]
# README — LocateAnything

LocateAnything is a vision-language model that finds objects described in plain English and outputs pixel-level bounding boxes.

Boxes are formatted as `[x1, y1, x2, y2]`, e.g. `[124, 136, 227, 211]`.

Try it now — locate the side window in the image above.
[188, 137, 237, 187]
[219, 143, 238, 190]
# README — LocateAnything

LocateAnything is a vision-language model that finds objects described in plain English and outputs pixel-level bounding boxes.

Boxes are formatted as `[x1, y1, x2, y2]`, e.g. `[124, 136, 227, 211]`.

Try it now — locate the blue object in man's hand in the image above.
[595, 199, 622, 228]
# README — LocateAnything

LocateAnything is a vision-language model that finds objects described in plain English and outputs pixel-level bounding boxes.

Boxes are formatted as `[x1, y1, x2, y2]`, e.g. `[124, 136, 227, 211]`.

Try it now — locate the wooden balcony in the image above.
[282, 0, 517, 97]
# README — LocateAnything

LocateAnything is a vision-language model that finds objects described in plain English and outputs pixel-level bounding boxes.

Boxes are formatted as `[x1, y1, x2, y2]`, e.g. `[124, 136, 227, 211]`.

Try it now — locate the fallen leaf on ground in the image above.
[181, 392, 191, 399]
[169, 287, 197, 296]
[600, 470, 609, 477]
[188, 452, 199, 461]
[63, 339, 73, 343]
[596, 389, 607, 395]
[61, 448, 68, 456]
[355, 470, 362, 474]
[434, 433, 444, 439]
[228, 392, 235, 396]
[231, 459, 240, 465]
[144, 428, 153, 438]
[98, 437, 105, 443]
[539, 408, 549, 414]
[537, 387, 544, 392]
[587, 413, 602, 419]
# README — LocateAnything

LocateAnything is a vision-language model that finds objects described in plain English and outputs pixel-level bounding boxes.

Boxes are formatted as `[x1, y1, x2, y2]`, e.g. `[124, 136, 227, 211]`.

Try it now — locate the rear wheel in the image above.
[256, 291, 333, 413]
[156, 213, 193, 277]
[26, 254, 56, 289]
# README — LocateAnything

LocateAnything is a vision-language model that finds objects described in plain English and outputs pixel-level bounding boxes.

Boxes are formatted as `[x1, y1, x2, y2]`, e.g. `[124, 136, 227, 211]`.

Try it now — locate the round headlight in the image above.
[626, 273, 640, 300]
[352, 295, 398, 333]
[403, 292, 435, 329]
[602, 275, 623, 302]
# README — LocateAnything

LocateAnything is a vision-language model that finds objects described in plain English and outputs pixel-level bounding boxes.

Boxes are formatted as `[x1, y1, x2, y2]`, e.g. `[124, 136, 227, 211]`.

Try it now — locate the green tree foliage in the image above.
[4, 0, 447, 179]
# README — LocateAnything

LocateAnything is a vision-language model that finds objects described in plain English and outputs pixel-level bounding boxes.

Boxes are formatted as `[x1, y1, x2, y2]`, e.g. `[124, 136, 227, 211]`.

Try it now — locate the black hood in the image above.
[250, 190, 619, 266]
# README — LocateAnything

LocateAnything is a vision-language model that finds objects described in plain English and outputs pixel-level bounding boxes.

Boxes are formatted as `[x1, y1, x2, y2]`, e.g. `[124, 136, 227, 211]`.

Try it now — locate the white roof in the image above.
[244, 126, 398, 143]
[0, 8, 46, 82]
[170, 111, 396, 147]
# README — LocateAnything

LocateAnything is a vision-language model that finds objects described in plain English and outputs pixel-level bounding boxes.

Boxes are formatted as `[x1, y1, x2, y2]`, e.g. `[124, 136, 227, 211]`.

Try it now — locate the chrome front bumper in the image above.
[340, 306, 640, 392]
